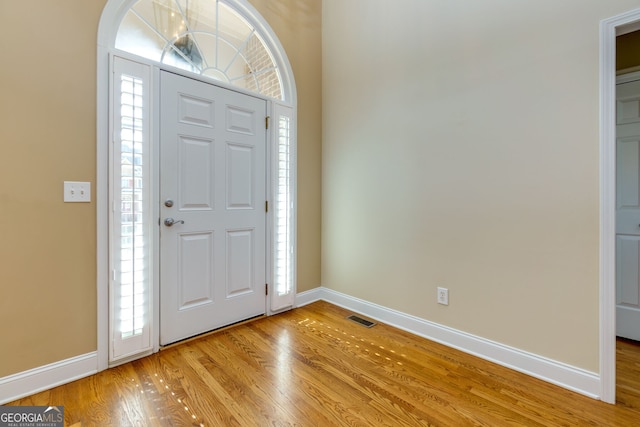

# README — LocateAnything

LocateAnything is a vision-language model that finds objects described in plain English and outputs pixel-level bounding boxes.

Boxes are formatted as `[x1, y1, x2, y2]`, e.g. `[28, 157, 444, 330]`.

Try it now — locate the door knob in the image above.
[164, 217, 184, 227]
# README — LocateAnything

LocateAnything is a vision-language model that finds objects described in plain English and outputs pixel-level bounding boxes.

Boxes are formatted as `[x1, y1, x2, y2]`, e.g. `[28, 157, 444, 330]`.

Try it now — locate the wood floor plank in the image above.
[6, 300, 640, 426]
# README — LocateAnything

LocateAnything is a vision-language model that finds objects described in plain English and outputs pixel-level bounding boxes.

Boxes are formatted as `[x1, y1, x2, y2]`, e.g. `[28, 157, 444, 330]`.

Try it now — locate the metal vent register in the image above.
[346, 314, 376, 328]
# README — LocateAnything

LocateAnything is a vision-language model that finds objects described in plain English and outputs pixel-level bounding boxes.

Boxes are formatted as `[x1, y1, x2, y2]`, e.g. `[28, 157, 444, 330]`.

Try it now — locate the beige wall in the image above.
[0, 1, 102, 378]
[0, 0, 322, 378]
[322, 0, 640, 372]
[249, 0, 322, 293]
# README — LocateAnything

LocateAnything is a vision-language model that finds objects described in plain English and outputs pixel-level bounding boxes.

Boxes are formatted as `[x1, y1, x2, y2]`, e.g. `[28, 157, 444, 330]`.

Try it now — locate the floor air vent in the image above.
[346, 314, 376, 328]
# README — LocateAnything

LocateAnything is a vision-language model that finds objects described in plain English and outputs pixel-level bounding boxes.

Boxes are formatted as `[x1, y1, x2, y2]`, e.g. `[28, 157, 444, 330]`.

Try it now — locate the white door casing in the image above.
[599, 9, 640, 404]
[616, 74, 640, 342]
[159, 71, 267, 345]
[100, 0, 297, 371]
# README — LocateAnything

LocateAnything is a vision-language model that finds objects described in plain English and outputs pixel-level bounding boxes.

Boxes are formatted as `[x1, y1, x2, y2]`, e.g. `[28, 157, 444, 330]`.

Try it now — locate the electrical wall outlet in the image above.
[64, 181, 91, 202]
[437, 287, 449, 305]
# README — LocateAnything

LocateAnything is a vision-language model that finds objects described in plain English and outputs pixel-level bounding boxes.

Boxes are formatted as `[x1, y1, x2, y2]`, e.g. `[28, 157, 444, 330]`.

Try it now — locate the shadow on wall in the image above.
[262, 0, 320, 28]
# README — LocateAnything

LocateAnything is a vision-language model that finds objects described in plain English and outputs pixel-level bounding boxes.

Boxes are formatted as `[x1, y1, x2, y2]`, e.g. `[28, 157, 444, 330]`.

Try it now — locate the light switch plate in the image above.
[64, 181, 91, 202]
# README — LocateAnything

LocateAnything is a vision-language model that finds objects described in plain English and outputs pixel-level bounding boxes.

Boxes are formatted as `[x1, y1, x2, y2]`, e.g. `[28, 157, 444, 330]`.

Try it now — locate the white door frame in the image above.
[97, 0, 297, 372]
[600, 7, 640, 404]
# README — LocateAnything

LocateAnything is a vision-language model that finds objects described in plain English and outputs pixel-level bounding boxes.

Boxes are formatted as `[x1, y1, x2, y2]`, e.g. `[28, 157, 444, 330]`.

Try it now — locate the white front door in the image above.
[616, 76, 640, 341]
[159, 71, 267, 345]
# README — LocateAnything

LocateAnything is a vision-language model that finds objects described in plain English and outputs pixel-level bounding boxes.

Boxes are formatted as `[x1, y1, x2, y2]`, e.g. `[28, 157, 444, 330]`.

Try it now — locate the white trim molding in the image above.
[599, 7, 640, 405]
[0, 353, 98, 405]
[298, 287, 601, 399]
[617, 70, 640, 84]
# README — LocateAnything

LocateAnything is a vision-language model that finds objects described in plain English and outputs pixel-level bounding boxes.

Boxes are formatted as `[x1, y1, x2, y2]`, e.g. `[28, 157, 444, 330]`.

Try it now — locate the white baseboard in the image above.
[0, 288, 602, 404]
[296, 287, 601, 400]
[295, 287, 325, 307]
[0, 352, 98, 405]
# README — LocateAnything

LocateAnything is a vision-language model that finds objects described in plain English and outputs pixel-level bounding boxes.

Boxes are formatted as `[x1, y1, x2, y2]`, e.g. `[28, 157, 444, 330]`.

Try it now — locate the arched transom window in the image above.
[116, 0, 283, 99]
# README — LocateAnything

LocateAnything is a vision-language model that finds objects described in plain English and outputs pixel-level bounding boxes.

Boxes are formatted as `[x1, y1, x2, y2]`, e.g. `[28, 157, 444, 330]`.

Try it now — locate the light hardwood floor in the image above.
[8, 301, 640, 426]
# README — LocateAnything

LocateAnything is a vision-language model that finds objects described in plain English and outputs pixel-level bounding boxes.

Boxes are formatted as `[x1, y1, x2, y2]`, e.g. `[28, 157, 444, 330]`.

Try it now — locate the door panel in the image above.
[178, 232, 214, 309]
[227, 143, 255, 208]
[160, 71, 267, 345]
[226, 229, 255, 296]
[179, 136, 215, 209]
[178, 94, 215, 127]
[616, 78, 640, 341]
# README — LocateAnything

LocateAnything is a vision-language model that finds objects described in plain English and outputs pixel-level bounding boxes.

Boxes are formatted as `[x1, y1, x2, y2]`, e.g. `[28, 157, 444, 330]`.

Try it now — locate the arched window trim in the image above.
[100, 0, 296, 104]
[97, 0, 297, 371]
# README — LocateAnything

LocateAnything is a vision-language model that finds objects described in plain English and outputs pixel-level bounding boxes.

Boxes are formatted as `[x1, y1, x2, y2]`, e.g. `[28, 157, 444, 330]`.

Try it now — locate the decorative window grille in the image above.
[111, 57, 152, 361]
[115, 0, 283, 100]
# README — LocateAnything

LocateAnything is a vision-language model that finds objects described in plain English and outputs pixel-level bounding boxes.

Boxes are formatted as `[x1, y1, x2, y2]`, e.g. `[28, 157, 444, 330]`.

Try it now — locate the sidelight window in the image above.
[271, 104, 295, 311]
[110, 57, 152, 361]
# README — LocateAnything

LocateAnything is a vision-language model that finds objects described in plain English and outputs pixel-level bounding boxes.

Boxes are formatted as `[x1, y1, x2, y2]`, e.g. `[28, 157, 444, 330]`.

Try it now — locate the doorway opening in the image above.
[615, 33, 640, 344]
[600, 8, 640, 404]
